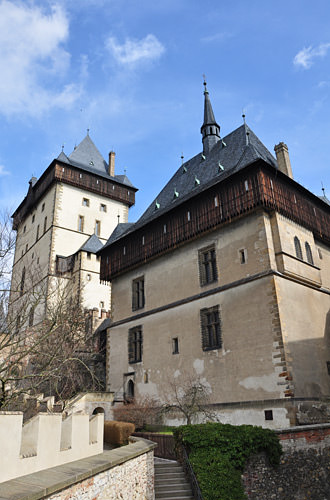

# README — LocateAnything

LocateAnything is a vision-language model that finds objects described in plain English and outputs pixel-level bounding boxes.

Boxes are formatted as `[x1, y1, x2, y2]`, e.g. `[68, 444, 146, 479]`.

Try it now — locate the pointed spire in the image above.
[200, 77, 220, 155]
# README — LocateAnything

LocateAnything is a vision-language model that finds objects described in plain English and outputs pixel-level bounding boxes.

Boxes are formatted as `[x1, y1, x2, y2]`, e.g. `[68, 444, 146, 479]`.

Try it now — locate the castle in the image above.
[9, 82, 330, 428]
[99, 82, 330, 428]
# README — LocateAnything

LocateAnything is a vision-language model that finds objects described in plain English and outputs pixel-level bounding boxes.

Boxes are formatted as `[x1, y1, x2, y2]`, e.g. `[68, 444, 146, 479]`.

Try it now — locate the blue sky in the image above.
[0, 0, 329, 223]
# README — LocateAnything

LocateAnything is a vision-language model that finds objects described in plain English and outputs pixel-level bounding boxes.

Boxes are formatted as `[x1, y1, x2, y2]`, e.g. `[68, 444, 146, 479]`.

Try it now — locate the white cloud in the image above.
[201, 32, 233, 43]
[293, 43, 330, 69]
[0, 165, 9, 176]
[106, 34, 165, 66]
[0, 1, 80, 117]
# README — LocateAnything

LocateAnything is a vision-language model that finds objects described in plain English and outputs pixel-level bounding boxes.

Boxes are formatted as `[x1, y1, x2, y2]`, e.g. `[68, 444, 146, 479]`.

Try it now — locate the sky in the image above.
[0, 0, 330, 224]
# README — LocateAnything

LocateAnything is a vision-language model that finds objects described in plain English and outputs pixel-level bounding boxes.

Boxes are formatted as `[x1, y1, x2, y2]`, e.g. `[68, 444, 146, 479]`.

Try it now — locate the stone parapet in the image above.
[0, 437, 156, 500]
[0, 411, 104, 483]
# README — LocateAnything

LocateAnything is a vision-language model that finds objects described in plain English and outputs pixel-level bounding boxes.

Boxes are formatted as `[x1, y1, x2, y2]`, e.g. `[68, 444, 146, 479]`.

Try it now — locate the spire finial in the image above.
[321, 182, 326, 196]
[87, 127, 90, 136]
[61, 143, 64, 152]
[242, 109, 246, 125]
[203, 74, 208, 94]
[181, 153, 184, 165]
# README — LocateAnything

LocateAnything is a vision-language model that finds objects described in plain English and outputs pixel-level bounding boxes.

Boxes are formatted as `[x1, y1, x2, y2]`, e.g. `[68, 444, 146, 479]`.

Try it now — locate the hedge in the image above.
[174, 422, 282, 500]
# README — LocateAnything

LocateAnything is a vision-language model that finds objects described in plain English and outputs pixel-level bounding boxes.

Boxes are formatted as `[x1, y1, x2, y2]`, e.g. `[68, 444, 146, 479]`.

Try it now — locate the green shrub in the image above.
[174, 422, 282, 500]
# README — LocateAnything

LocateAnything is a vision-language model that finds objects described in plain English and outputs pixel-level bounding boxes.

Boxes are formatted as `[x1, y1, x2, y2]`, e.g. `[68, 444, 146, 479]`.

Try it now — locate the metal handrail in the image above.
[181, 445, 204, 500]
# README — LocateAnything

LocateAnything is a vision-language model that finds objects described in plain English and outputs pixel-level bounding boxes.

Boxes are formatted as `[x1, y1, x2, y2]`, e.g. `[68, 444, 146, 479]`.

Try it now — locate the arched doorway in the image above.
[92, 406, 105, 415]
[127, 379, 135, 400]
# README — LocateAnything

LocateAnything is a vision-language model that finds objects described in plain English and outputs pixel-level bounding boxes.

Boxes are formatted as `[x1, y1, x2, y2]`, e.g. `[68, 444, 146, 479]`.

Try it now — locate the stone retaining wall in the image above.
[243, 424, 330, 499]
[48, 450, 154, 500]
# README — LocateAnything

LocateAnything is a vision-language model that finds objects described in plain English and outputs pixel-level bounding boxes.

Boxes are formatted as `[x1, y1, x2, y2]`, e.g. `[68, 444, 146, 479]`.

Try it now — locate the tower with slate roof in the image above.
[9, 134, 137, 330]
[99, 82, 330, 425]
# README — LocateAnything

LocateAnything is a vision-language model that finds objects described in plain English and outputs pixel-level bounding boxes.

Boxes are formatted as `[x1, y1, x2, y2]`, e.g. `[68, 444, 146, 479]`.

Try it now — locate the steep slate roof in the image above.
[78, 234, 104, 254]
[101, 123, 278, 250]
[57, 135, 137, 189]
[105, 223, 135, 246]
[69, 135, 108, 175]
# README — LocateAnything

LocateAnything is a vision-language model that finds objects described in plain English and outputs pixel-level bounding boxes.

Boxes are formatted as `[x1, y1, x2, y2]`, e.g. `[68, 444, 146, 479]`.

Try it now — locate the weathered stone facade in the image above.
[243, 424, 330, 499]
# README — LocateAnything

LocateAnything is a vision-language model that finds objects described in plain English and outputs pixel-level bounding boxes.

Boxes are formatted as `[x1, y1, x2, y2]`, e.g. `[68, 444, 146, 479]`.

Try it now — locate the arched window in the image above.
[294, 237, 302, 260]
[20, 267, 25, 296]
[305, 242, 314, 265]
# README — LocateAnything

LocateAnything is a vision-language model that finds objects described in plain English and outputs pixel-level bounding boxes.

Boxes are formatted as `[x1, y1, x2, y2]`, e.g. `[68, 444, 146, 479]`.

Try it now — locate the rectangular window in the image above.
[41, 203, 45, 212]
[128, 326, 143, 363]
[32, 214, 35, 223]
[100, 204, 107, 212]
[87, 252, 91, 260]
[264, 410, 273, 421]
[327, 361, 330, 375]
[28, 307, 34, 327]
[43, 216, 47, 234]
[132, 277, 145, 311]
[95, 220, 101, 236]
[78, 215, 84, 232]
[199, 245, 218, 285]
[82, 198, 89, 207]
[244, 180, 249, 191]
[172, 337, 179, 354]
[239, 249, 247, 264]
[200, 306, 222, 351]
[36, 225, 39, 242]
[187, 211, 191, 221]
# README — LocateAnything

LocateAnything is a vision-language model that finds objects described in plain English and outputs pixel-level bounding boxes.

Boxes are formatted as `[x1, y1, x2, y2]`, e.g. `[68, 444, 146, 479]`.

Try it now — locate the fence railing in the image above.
[180, 445, 204, 500]
[132, 432, 176, 460]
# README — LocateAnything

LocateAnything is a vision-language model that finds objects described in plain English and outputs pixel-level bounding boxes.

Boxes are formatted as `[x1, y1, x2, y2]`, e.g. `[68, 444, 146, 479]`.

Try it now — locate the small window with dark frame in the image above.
[82, 198, 90, 207]
[294, 236, 302, 260]
[305, 242, 314, 265]
[78, 215, 84, 232]
[36, 225, 39, 242]
[43, 216, 47, 234]
[239, 249, 247, 264]
[264, 410, 273, 421]
[95, 220, 101, 236]
[100, 203, 107, 212]
[41, 203, 45, 212]
[172, 337, 179, 354]
[200, 305, 222, 351]
[199, 245, 218, 285]
[128, 326, 143, 363]
[327, 361, 330, 375]
[28, 307, 34, 327]
[20, 267, 26, 297]
[132, 277, 145, 311]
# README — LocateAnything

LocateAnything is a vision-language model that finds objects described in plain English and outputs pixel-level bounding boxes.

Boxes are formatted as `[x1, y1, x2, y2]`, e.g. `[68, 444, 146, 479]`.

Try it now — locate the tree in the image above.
[162, 372, 217, 425]
[113, 395, 162, 430]
[0, 211, 104, 412]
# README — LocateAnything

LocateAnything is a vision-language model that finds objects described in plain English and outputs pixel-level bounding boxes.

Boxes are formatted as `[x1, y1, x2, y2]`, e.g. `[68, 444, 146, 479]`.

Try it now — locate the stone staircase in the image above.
[154, 458, 194, 499]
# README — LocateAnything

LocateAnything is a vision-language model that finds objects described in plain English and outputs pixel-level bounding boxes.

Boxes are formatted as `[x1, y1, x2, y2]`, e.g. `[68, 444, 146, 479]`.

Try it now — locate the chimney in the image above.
[108, 151, 115, 177]
[274, 142, 293, 179]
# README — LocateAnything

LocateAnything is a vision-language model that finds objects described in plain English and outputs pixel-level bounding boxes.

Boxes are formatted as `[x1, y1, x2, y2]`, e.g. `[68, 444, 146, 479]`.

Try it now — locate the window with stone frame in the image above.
[132, 276, 145, 311]
[294, 236, 302, 260]
[198, 245, 218, 285]
[128, 326, 143, 363]
[305, 242, 314, 265]
[200, 305, 222, 351]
